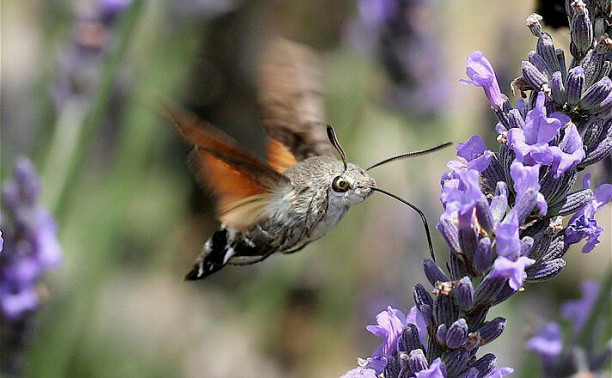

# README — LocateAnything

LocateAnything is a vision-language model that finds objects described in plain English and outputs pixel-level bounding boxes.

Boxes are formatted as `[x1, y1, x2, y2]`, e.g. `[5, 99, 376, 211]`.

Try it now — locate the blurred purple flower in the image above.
[561, 281, 599, 334]
[1, 159, 62, 321]
[1, 158, 62, 376]
[346, 0, 449, 118]
[525, 322, 563, 359]
[491, 256, 535, 290]
[414, 358, 445, 378]
[460, 51, 507, 110]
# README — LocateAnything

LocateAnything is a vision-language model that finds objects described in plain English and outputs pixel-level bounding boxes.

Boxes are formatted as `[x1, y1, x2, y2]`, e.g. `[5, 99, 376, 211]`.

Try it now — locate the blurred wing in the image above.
[267, 138, 298, 173]
[167, 106, 289, 229]
[257, 38, 334, 162]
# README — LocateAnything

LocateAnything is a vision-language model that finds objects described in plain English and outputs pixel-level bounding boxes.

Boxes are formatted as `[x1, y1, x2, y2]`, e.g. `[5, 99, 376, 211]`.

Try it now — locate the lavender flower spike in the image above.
[461, 51, 508, 110]
[1, 158, 62, 375]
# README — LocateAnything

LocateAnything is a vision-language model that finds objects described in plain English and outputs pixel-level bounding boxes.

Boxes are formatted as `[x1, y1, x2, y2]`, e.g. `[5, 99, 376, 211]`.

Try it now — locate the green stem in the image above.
[41, 0, 146, 218]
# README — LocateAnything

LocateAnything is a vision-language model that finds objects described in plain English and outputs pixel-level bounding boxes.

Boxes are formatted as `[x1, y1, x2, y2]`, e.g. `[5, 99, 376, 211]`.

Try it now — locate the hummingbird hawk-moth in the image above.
[167, 39, 450, 280]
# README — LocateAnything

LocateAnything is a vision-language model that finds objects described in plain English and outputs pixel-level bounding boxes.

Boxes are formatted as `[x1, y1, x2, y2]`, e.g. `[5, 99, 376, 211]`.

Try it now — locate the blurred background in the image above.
[1, 0, 610, 377]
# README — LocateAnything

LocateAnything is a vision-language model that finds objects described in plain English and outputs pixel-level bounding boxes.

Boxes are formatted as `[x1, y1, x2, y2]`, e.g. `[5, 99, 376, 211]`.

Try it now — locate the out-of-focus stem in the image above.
[41, 0, 146, 219]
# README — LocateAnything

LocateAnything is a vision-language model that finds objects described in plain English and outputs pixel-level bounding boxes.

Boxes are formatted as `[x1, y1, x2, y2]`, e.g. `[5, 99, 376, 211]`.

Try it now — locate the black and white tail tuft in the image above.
[184, 228, 232, 280]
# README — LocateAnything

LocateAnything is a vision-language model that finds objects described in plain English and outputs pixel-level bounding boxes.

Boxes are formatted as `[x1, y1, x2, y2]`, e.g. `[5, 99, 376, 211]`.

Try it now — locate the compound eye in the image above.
[332, 176, 350, 192]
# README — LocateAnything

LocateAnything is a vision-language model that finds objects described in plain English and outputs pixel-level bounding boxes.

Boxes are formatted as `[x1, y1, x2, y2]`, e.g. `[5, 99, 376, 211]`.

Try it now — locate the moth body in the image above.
[185, 157, 376, 280]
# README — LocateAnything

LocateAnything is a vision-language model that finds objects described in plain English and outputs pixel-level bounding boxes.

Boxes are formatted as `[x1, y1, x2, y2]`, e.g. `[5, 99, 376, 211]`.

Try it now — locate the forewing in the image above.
[257, 38, 334, 161]
[167, 106, 289, 229]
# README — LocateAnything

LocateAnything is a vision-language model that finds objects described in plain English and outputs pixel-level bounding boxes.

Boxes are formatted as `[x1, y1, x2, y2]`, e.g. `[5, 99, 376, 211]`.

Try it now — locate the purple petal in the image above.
[366, 306, 407, 356]
[461, 51, 507, 110]
[491, 256, 535, 290]
[342, 367, 379, 378]
[415, 358, 446, 378]
[523, 92, 565, 145]
[550, 123, 585, 177]
[510, 161, 547, 215]
[496, 211, 520, 259]
[407, 305, 428, 347]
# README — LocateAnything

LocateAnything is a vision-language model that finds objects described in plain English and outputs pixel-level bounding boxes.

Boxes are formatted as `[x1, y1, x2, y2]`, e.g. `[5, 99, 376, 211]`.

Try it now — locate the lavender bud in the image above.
[580, 77, 612, 110]
[526, 258, 567, 281]
[413, 284, 434, 309]
[482, 159, 505, 194]
[455, 277, 475, 310]
[490, 182, 509, 223]
[424, 259, 450, 286]
[427, 330, 444, 361]
[570, 0, 593, 58]
[459, 227, 478, 260]
[522, 61, 549, 89]
[550, 71, 567, 105]
[528, 51, 551, 77]
[526, 13, 544, 37]
[476, 317, 506, 345]
[467, 353, 497, 377]
[437, 218, 460, 252]
[528, 233, 552, 261]
[446, 319, 469, 349]
[436, 324, 448, 346]
[541, 237, 569, 261]
[579, 118, 605, 147]
[465, 306, 490, 330]
[537, 33, 561, 74]
[474, 274, 506, 306]
[475, 198, 495, 234]
[399, 324, 423, 353]
[473, 237, 493, 274]
[520, 236, 534, 257]
[548, 188, 594, 216]
[385, 356, 402, 377]
[408, 349, 429, 373]
[445, 348, 471, 377]
[450, 251, 469, 281]
[507, 108, 525, 129]
[567, 66, 585, 105]
[420, 305, 433, 326]
[556, 49, 567, 83]
[491, 282, 517, 306]
[547, 169, 578, 205]
[579, 124, 612, 167]
[434, 295, 458, 328]
[512, 188, 538, 224]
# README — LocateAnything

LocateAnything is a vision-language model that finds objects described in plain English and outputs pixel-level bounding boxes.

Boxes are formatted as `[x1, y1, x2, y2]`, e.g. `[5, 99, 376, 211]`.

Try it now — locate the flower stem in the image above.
[41, 0, 146, 219]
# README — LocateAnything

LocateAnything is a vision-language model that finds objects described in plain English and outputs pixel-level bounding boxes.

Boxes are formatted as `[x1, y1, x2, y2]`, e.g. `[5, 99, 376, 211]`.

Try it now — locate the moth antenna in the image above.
[366, 142, 453, 171]
[326, 125, 348, 171]
[371, 187, 436, 261]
